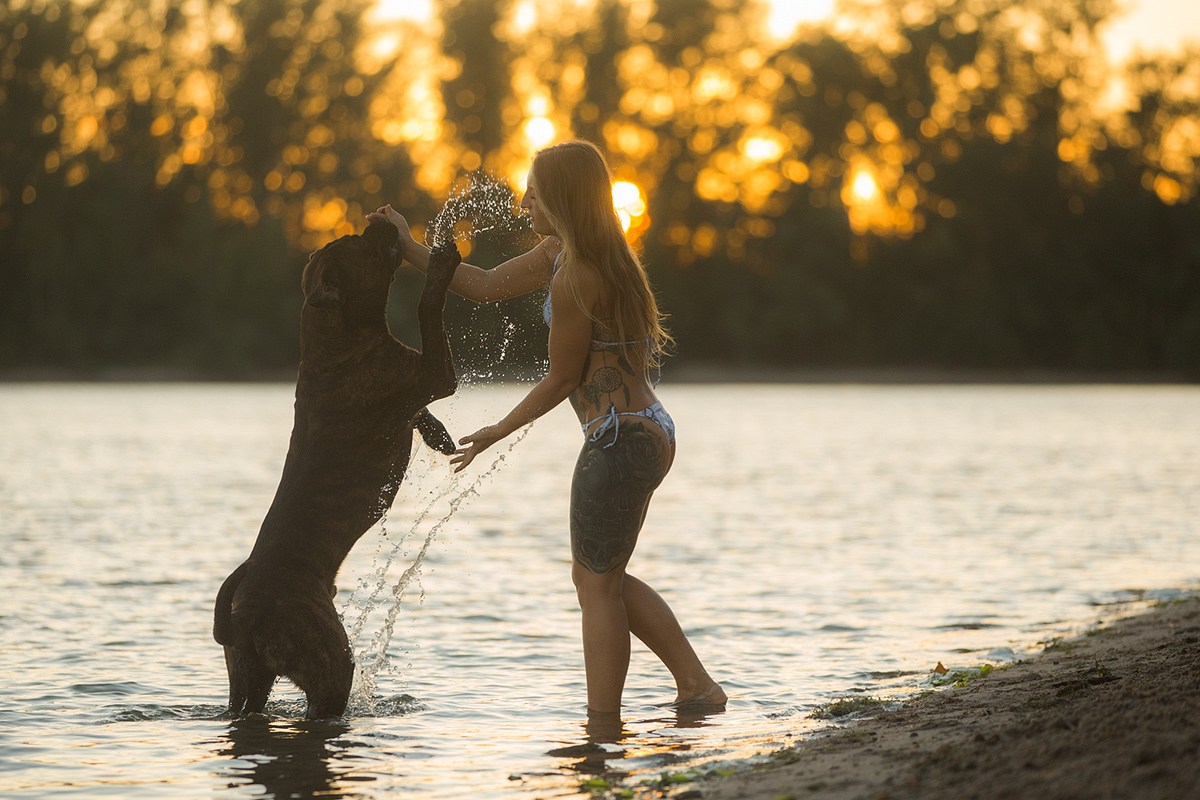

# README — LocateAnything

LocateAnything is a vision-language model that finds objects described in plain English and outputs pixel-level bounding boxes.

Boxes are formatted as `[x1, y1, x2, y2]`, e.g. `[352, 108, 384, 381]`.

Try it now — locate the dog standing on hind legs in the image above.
[213, 218, 461, 719]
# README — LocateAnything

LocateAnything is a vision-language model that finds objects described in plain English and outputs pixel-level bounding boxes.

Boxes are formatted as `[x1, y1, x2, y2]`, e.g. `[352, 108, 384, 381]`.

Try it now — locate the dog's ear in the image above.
[304, 254, 345, 309]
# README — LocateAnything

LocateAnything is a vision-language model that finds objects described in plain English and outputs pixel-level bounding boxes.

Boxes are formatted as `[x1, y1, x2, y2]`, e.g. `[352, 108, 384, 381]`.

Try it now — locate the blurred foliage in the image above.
[0, 0, 1197, 377]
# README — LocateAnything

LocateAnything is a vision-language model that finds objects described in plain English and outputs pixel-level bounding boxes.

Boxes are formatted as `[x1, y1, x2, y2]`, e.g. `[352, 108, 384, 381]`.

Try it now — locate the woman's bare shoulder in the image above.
[542, 236, 564, 262]
[559, 256, 606, 309]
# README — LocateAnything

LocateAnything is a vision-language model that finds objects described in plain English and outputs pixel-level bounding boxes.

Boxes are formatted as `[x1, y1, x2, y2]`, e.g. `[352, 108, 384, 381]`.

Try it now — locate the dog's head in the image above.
[302, 218, 403, 317]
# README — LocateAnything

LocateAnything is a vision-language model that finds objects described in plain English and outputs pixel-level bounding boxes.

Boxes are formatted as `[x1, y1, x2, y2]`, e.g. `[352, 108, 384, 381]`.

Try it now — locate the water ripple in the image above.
[1, 383, 1198, 798]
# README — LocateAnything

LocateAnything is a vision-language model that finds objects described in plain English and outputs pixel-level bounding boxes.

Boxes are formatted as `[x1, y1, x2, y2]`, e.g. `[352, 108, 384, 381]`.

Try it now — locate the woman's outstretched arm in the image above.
[368, 204, 559, 304]
[449, 266, 595, 472]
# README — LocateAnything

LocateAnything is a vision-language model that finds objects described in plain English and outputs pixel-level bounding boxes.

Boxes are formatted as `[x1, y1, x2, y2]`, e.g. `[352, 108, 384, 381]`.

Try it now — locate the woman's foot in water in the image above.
[672, 680, 727, 707]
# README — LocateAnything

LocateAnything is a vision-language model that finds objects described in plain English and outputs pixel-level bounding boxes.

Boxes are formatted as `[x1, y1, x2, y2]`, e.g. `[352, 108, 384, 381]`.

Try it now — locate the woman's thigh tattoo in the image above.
[570, 422, 671, 574]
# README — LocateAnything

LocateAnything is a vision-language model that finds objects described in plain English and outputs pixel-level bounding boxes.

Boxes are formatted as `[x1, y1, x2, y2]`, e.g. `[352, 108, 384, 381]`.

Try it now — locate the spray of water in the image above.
[342, 423, 535, 714]
[425, 171, 530, 247]
[339, 172, 544, 714]
[462, 319, 524, 385]
[426, 171, 538, 386]
[496, 320, 517, 364]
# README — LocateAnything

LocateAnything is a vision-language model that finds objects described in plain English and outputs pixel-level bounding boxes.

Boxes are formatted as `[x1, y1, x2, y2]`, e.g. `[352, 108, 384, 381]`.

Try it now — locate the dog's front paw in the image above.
[428, 240, 462, 285]
[416, 409, 456, 455]
[426, 426, 456, 455]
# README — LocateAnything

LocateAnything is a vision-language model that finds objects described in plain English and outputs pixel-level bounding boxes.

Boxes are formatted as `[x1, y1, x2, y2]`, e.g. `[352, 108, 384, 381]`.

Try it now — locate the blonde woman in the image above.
[369, 140, 725, 715]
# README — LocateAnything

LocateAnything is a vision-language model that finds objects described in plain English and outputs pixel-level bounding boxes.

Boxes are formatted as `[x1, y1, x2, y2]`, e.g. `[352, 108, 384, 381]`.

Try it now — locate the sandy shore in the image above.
[600, 598, 1199, 800]
[674, 598, 1200, 800]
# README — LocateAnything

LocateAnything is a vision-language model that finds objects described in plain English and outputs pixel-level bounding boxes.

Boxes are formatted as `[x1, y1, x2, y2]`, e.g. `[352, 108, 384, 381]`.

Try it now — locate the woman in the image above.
[369, 140, 725, 715]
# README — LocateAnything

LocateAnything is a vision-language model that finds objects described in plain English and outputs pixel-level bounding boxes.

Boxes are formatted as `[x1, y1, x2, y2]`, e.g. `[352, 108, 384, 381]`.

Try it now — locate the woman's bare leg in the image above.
[572, 561, 631, 713]
[573, 561, 726, 711]
[569, 421, 723, 711]
[623, 574, 726, 704]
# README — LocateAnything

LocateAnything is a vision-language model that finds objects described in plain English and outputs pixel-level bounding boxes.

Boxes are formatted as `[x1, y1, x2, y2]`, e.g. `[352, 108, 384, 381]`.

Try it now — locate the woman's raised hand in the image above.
[450, 425, 506, 473]
[367, 204, 414, 244]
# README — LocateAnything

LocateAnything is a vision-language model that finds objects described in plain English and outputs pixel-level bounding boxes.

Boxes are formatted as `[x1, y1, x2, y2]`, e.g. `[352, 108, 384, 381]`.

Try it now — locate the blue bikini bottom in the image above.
[583, 401, 676, 448]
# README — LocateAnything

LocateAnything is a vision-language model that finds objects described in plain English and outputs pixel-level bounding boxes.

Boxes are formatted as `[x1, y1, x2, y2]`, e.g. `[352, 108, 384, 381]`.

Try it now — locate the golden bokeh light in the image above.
[370, 0, 434, 23]
[7, 0, 1196, 261]
[523, 116, 557, 148]
[766, 0, 835, 40]
[612, 179, 647, 232]
[851, 169, 880, 202]
[511, 0, 539, 35]
[741, 133, 786, 163]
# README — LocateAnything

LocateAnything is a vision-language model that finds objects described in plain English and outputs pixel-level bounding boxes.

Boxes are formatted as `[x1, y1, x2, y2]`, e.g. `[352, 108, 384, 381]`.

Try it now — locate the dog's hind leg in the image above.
[217, 564, 278, 715]
[258, 594, 355, 719]
[291, 628, 355, 720]
[300, 654, 354, 720]
[224, 644, 277, 716]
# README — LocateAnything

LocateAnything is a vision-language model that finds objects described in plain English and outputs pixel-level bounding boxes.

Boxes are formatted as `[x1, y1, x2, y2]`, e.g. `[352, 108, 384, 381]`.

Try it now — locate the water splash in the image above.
[426, 171, 537, 386]
[425, 171, 530, 247]
[496, 320, 517, 364]
[462, 319, 521, 385]
[342, 423, 534, 714]
[340, 172, 542, 715]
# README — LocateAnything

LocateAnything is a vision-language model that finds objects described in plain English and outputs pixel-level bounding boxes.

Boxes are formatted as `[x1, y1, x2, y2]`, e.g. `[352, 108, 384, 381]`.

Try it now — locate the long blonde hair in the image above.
[530, 140, 671, 368]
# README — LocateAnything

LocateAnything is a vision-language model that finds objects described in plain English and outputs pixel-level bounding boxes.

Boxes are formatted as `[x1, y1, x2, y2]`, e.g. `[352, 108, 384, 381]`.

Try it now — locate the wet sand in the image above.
[693, 597, 1200, 800]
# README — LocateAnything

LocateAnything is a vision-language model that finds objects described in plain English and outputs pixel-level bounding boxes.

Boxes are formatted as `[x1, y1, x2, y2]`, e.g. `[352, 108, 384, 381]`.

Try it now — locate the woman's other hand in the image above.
[450, 425, 506, 473]
[367, 205, 414, 245]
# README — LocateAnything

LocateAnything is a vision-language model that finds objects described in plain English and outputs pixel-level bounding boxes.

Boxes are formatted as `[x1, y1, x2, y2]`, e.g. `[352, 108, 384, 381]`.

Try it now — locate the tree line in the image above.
[1, 0, 1197, 378]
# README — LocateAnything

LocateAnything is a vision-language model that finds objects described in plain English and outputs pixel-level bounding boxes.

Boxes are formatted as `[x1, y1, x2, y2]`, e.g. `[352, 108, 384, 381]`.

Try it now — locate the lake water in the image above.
[2, 382, 1198, 799]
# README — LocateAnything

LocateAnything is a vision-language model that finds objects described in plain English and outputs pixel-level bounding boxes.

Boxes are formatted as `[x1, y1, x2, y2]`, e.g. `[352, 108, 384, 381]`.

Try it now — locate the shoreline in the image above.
[644, 597, 1200, 800]
[0, 366, 1196, 384]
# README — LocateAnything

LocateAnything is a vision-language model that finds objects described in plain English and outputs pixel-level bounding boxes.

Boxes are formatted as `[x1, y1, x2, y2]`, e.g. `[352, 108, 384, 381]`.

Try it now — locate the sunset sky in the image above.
[768, 0, 1200, 61]
[376, 0, 1200, 65]
[768, 0, 1200, 62]
[1091, 0, 1200, 62]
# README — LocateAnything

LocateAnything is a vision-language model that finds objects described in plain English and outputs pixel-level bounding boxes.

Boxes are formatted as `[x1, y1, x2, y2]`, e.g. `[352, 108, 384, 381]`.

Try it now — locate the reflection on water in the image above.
[1, 383, 1198, 799]
[545, 706, 726, 779]
[217, 718, 361, 799]
[547, 713, 635, 777]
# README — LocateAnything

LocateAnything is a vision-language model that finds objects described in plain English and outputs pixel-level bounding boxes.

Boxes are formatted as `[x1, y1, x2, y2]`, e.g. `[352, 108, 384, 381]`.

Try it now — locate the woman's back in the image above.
[544, 255, 662, 437]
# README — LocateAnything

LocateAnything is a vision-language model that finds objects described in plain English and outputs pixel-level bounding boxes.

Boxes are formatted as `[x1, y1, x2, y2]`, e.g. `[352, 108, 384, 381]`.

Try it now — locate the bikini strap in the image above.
[585, 406, 622, 448]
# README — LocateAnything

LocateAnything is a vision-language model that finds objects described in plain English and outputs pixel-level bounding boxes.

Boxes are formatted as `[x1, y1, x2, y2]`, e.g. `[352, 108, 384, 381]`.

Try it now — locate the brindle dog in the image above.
[213, 218, 460, 719]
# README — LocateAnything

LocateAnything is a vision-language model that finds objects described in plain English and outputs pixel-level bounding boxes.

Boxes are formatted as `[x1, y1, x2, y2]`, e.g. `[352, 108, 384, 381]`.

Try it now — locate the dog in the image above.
[213, 217, 460, 718]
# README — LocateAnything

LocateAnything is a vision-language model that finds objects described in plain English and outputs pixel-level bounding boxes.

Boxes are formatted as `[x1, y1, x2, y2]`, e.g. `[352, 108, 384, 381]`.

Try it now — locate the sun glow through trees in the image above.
[612, 180, 646, 232]
[11, 0, 1199, 254]
[348, 0, 1200, 254]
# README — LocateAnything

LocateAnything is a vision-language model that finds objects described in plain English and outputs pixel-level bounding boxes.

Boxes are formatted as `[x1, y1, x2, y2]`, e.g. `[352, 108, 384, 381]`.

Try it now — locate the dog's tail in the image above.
[213, 561, 249, 646]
